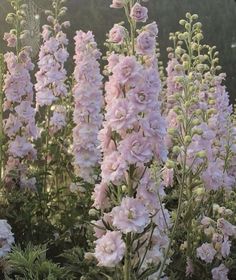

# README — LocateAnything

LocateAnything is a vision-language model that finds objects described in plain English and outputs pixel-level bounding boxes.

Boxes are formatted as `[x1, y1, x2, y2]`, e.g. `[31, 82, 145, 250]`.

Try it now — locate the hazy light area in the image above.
[0, 0, 235, 102]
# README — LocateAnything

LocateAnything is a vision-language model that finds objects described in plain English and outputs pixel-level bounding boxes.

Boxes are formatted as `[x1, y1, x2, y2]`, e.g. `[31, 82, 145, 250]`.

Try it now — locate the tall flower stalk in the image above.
[0, 54, 5, 188]
[92, 1, 169, 279]
[2, 0, 38, 190]
[72, 31, 103, 182]
[35, 0, 70, 190]
[157, 13, 236, 279]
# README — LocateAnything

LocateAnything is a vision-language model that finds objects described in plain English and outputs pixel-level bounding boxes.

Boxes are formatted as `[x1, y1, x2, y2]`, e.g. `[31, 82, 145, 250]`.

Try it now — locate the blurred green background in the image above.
[0, 0, 235, 103]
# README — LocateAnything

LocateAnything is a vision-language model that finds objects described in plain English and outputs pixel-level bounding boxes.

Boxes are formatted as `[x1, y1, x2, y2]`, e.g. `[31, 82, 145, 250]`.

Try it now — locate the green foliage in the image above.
[0, 184, 93, 248]
[3, 244, 74, 280]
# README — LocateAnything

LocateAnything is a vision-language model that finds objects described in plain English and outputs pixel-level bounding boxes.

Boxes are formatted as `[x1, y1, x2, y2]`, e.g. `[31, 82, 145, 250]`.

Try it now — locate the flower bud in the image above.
[186, 12, 191, 19]
[89, 209, 98, 217]
[196, 151, 206, 158]
[165, 160, 175, 169]
[183, 61, 189, 70]
[213, 204, 220, 212]
[184, 135, 192, 145]
[173, 146, 181, 155]
[121, 185, 127, 192]
[192, 119, 201, 126]
[195, 187, 204, 195]
[168, 128, 178, 136]
[179, 19, 186, 25]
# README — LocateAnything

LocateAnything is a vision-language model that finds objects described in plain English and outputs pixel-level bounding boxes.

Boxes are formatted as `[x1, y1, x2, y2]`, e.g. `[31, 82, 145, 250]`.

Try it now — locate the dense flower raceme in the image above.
[0, 219, 14, 258]
[165, 56, 236, 192]
[92, 5, 170, 273]
[162, 14, 236, 279]
[3, 48, 37, 189]
[195, 206, 236, 279]
[72, 31, 103, 182]
[35, 16, 69, 135]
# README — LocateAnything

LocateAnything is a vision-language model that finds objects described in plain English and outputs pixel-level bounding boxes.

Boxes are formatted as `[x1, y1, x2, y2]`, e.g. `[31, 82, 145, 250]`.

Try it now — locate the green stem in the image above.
[43, 107, 51, 192]
[124, 233, 132, 280]
[124, 1, 136, 55]
[157, 147, 187, 280]
[15, 0, 21, 56]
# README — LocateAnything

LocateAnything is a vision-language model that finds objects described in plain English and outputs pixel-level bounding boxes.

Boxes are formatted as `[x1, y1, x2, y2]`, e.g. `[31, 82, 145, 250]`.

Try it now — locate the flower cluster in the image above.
[163, 13, 236, 279]
[0, 219, 14, 257]
[196, 205, 236, 280]
[92, 2, 169, 278]
[3, 48, 37, 189]
[72, 31, 103, 182]
[35, 2, 69, 136]
[165, 24, 236, 193]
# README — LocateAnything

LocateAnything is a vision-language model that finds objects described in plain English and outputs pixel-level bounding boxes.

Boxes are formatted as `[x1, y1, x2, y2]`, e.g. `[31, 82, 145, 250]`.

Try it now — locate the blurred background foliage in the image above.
[0, 0, 235, 103]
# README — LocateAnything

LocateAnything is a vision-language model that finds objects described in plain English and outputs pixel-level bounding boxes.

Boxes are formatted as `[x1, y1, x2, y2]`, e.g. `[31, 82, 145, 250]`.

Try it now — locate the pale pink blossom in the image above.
[95, 231, 125, 267]
[101, 151, 127, 184]
[196, 243, 216, 263]
[109, 24, 126, 44]
[221, 238, 231, 258]
[110, 0, 125, 8]
[3, 33, 17, 48]
[211, 264, 229, 280]
[118, 133, 153, 164]
[92, 182, 110, 210]
[130, 3, 148, 22]
[217, 218, 236, 237]
[112, 197, 149, 233]
[0, 220, 14, 257]
[72, 31, 102, 182]
[136, 31, 155, 55]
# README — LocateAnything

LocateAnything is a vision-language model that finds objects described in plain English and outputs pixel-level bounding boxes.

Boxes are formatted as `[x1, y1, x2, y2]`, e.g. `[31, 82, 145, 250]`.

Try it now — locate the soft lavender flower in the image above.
[185, 257, 194, 277]
[49, 105, 66, 134]
[3, 33, 17, 48]
[8, 136, 35, 159]
[110, 0, 125, 9]
[95, 231, 125, 267]
[105, 98, 137, 132]
[196, 242, 216, 263]
[211, 264, 229, 280]
[35, 18, 69, 139]
[112, 197, 149, 233]
[217, 218, 236, 237]
[220, 238, 231, 258]
[93, 6, 167, 276]
[162, 167, 174, 187]
[136, 170, 161, 210]
[112, 56, 141, 85]
[101, 151, 127, 184]
[0, 220, 14, 257]
[130, 3, 148, 22]
[93, 213, 113, 238]
[92, 182, 110, 210]
[109, 24, 126, 44]
[3, 49, 37, 186]
[118, 133, 153, 164]
[136, 31, 156, 55]
[144, 22, 159, 37]
[72, 31, 103, 182]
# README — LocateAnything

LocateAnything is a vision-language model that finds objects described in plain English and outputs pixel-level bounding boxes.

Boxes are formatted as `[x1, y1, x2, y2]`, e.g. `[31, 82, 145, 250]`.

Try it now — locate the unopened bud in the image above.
[184, 135, 192, 145]
[166, 160, 175, 169]
[173, 146, 181, 154]
[196, 151, 206, 158]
